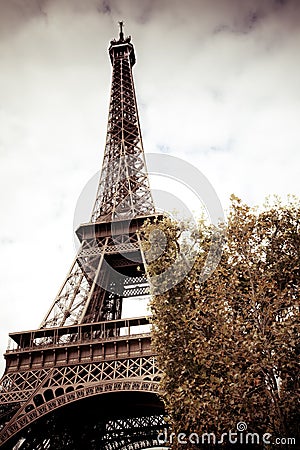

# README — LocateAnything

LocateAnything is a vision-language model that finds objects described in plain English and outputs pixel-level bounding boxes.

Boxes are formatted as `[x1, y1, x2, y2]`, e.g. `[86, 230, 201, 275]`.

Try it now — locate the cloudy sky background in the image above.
[0, 0, 300, 373]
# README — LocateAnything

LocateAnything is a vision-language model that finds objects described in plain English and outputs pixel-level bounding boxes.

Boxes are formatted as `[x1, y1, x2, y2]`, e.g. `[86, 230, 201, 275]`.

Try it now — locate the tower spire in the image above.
[118, 20, 124, 41]
[91, 24, 155, 222]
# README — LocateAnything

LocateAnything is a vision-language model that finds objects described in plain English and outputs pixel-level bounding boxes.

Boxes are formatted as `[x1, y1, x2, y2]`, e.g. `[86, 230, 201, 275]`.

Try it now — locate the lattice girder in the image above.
[91, 33, 155, 222]
[0, 369, 51, 405]
[40, 214, 159, 328]
[2, 400, 165, 450]
[0, 355, 162, 447]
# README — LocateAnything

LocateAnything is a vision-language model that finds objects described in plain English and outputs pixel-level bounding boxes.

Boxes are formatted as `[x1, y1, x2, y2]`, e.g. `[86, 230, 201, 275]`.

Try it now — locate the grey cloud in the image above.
[1, 0, 300, 36]
[0, 0, 46, 36]
[96, 1, 112, 15]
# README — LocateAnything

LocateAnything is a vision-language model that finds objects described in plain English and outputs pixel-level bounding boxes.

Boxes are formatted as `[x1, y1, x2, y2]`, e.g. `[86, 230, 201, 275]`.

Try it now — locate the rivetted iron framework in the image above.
[0, 23, 165, 449]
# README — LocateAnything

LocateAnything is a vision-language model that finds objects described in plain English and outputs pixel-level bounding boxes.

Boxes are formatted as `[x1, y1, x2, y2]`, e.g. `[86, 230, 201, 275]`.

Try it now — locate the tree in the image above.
[143, 196, 300, 448]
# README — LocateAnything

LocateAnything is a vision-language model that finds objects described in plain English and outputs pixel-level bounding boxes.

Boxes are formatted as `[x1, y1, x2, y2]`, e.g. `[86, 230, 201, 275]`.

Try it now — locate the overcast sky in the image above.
[0, 0, 299, 374]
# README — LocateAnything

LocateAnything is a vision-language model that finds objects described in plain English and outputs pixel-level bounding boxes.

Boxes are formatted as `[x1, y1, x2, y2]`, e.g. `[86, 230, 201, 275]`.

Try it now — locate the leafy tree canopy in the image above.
[143, 196, 300, 448]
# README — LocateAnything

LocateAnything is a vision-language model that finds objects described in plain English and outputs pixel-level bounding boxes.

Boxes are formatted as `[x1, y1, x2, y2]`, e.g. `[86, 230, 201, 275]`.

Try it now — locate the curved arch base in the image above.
[2, 392, 166, 450]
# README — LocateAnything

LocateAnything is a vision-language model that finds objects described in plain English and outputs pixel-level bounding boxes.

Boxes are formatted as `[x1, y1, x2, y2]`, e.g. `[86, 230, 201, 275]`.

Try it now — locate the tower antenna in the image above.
[118, 20, 124, 41]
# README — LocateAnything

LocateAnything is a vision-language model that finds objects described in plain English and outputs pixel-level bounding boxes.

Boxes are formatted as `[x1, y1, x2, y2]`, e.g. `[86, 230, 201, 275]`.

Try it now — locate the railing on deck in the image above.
[7, 317, 152, 353]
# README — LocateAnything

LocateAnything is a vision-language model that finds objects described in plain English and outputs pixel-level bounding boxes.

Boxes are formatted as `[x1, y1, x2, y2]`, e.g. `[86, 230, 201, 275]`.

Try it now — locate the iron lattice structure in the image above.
[91, 22, 155, 223]
[0, 24, 165, 449]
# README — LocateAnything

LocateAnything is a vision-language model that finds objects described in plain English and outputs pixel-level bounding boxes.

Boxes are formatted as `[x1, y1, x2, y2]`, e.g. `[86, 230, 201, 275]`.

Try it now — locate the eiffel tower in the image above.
[0, 23, 166, 449]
